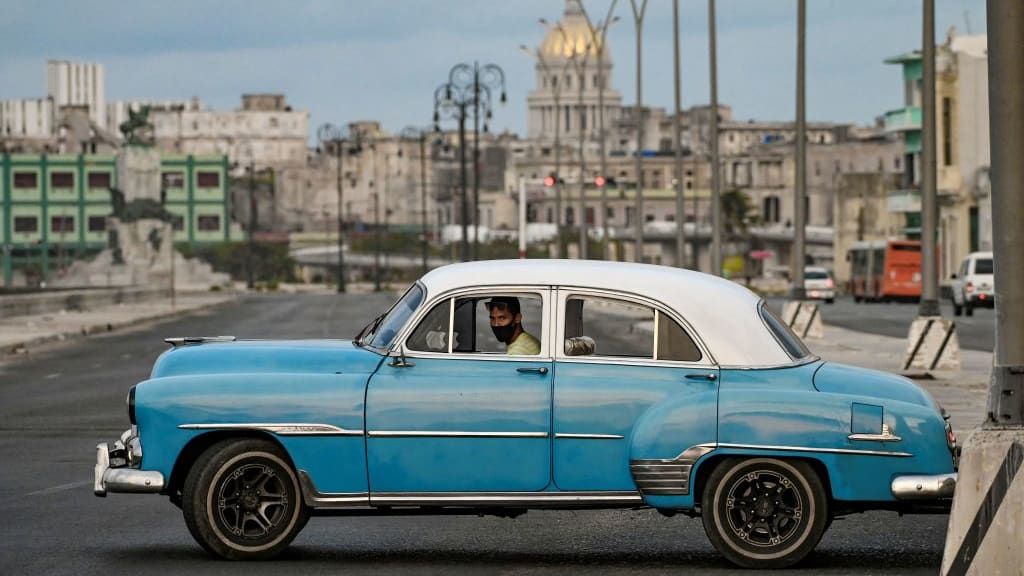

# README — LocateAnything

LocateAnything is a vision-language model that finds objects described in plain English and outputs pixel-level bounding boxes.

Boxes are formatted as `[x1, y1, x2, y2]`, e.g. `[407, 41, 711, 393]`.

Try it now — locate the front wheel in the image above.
[183, 438, 309, 560]
[701, 458, 828, 569]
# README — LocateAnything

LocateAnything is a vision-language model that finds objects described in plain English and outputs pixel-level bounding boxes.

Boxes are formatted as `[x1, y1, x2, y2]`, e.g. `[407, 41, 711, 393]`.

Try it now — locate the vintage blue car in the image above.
[94, 260, 958, 568]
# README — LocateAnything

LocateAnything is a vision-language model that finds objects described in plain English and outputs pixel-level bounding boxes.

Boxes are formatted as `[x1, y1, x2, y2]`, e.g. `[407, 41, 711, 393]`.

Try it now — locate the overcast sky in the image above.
[0, 0, 986, 137]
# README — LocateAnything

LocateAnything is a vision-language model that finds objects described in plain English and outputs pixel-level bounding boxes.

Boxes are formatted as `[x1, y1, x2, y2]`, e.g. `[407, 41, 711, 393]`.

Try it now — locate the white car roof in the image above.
[418, 259, 794, 367]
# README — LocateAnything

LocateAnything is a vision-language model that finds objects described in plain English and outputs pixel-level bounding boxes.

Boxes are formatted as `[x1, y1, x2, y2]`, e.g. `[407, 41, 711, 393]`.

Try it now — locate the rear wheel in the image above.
[183, 438, 309, 560]
[701, 458, 828, 569]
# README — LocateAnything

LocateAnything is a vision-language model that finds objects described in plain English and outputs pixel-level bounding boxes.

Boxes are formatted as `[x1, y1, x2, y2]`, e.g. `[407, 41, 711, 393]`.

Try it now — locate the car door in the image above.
[551, 288, 719, 492]
[365, 287, 553, 495]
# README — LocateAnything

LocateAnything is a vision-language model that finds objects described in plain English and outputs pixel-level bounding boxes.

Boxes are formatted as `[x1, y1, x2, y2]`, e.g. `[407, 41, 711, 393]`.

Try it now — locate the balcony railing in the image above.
[884, 106, 922, 132]
[887, 189, 921, 213]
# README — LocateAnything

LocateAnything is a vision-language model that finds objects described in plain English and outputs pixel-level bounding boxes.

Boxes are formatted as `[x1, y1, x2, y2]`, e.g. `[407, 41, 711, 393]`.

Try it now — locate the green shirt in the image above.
[507, 330, 541, 356]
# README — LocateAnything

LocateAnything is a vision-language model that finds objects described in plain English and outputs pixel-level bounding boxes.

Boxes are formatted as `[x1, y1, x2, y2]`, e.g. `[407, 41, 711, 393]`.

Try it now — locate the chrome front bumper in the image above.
[94, 428, 164, 497]
[891, 473, 957, 500]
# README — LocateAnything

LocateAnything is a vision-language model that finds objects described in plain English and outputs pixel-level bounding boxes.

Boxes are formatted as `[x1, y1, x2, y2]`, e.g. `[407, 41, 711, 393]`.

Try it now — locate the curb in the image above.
[2, 296, 237, 357]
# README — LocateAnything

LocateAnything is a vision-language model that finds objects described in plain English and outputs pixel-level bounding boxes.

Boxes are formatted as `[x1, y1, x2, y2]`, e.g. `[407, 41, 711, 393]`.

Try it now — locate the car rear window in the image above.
[759, 302, 811, 361]
[974, 259, 993, 274]
[805, 270, 829, 280]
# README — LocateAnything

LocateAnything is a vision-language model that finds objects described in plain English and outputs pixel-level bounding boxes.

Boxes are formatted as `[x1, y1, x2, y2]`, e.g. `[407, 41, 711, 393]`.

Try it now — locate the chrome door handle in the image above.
[517, 366, 549, 375]
[685, 373, 717, 381]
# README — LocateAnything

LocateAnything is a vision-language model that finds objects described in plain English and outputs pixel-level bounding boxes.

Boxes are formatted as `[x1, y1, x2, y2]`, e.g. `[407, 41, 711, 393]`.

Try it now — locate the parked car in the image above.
[803, 266, 835, 304]
[950, 251, 994, 316]
[94, 260, 958, 569]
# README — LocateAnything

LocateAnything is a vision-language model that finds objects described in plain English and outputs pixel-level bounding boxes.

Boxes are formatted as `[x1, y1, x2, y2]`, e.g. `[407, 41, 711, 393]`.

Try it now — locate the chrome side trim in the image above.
[370, 491, 643, 507]
[630, 444, 715, 496]
[554, 433, 624, 440]
[298, 471, 369, 507]
[848, 424, 903, 442]
[164, 335, 236, 347]
[713, 442, 913, 458]
[367, 430, 549, 438]
[178, 423, 364, 436]
[891, 473, 957, 500]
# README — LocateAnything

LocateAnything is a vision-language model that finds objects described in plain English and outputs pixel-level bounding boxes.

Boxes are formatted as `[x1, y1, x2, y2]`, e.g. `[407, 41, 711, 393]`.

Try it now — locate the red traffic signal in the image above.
[543, 174, 557, 187]
[594, 175, 606, 188]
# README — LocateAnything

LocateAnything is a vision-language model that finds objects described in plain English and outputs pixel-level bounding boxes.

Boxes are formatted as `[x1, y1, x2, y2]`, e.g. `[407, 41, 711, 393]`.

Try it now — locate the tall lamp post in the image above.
[440, 63, 506, 261]
[317, 123, 362, 293]
[520, 42, 573, 258]
[791, 0, 807, 298]
[708, 0, 722, 275]
[579, 1, 620, 260]
[401, 126, 432, 274]
[629, 0, 649, 263]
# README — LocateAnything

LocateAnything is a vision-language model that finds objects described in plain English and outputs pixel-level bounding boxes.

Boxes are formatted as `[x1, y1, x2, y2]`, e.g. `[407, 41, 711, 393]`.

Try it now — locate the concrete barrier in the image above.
[903, 316, 961, 371]
[941, 430, 1024, 575]
[0, 287, 170, 319]
[782, 300, 823, 339]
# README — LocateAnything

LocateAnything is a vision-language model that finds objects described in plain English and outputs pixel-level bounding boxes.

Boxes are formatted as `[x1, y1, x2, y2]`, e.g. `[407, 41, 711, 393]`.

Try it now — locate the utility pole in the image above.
[672, 0, 685, 268]
[708, 0, 722, 275]
[918, 0, 940, 317]
[940, 4, 1024, 572]
[630, 0, 649, 263]
[791, 0, 807, 299]
[246, 157, 256, 290]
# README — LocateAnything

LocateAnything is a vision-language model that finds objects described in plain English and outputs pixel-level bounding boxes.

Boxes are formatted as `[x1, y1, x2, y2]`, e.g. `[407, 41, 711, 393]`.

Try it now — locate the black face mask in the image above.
[491, 323, 517, 344]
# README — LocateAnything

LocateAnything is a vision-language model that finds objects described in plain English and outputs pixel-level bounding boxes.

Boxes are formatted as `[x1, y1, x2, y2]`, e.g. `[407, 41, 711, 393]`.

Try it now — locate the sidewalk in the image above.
[0, 291, 236, 355]
[809, 324, 990, 435]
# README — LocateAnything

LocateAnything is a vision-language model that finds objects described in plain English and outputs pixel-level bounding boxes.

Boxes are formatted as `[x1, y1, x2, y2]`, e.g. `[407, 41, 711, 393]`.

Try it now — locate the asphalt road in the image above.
[768, 296, 995, 352]
[0, 293, 951, 575]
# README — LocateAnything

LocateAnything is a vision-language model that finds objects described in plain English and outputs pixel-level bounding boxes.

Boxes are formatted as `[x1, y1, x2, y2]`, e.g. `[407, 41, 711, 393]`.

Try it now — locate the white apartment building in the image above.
[0, 98, 53, 140]
[47, 60, 106, 129]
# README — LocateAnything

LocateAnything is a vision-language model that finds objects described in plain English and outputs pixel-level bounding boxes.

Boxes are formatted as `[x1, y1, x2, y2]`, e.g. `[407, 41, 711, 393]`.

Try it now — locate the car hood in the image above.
[812, 361, 938, 410]
[150, 339, 384, 378]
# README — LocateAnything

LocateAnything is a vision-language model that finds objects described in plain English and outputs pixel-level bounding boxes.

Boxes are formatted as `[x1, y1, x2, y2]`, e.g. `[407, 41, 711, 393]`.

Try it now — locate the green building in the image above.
[1, 152, 231, 287]
[883, 50, 923, 238]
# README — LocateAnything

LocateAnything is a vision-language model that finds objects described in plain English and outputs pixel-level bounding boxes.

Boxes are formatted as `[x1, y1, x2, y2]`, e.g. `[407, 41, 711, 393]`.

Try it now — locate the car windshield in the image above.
[974, 258, 993, 274]
[361, 284, 425, 350]
[805, 270, 830, 280]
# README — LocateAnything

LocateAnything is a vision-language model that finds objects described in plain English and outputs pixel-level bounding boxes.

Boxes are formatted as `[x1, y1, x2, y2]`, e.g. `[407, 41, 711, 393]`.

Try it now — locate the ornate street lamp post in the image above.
[317, 123, 363, 292]
[401, 126, 433, 274]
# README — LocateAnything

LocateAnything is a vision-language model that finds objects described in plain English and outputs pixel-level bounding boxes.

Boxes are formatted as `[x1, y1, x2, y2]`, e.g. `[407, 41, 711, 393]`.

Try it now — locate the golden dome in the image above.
[540, 0, 606, 60]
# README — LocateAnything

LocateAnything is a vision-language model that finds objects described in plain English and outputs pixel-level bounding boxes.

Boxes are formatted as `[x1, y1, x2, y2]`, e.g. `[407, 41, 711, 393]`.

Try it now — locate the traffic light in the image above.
[544, 173, 557, 187]
[594, 175, 607, 188]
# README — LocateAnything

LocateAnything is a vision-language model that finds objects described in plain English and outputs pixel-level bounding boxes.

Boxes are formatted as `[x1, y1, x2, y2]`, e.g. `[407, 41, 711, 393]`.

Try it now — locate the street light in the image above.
[435, 62, 506, 262]
[578, 2, 621, 260]
[317, 122, 364, 293]
[629, 0, 650, 263]
[520, 41, 573, 258]
[400, 126, 433, 274]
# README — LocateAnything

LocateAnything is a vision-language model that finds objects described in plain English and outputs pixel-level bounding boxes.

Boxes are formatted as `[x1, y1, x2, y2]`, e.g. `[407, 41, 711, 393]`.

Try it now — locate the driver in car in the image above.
[486, 297, 541, 355]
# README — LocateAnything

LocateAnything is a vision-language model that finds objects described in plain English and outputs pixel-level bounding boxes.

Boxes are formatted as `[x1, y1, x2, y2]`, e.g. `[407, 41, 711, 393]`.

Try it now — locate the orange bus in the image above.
[847, 240, 922, 302]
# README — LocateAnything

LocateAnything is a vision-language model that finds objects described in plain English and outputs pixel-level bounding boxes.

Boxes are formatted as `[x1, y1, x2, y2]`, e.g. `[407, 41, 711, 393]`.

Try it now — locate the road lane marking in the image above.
[26, 480, 92, 496]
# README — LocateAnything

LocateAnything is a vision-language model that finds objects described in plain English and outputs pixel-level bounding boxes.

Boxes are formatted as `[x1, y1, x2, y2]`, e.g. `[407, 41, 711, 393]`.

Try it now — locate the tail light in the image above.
[825, 278, 834, 289]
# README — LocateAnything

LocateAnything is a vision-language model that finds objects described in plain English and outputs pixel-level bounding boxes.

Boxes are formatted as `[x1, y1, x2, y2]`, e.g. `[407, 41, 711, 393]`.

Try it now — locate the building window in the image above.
[162, 171, 185, 189]
[88, 215, 107, 232]
[894, 156, 901, 170]
[763, 195, 780, 223]
[645, 214, 656, 222]
[606, 206, 615, 219]
[87, 171, 111, 188]
[547, 207, 554, 223]
[171, 215, 185, 231]
[586, 207, 595, 225]
[13, 172, 37, 188]
[14, 216, 38, 232]
[51, 215, 74, 233]
[566, 207, 575, 226]
[50, 172, 74, 189]
[197, 215, 221, 231]
[197, 171, 220, 188]
[942, 96, 954, 167]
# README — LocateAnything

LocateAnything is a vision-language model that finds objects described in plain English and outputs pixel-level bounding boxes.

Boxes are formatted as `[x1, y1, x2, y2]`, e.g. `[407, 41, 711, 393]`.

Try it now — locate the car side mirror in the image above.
[389, 343, 415, 368]
[564, 336, 596, 356]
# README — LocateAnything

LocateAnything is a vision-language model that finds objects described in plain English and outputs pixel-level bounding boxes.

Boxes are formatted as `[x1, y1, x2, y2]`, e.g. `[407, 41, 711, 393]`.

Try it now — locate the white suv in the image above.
[951, 251, 994, 316]
[804, 266, 835, 304]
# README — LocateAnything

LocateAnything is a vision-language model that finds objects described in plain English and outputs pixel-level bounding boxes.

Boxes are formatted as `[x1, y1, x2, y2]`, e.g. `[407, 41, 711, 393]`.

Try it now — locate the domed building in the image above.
[526, 0, 622, 144]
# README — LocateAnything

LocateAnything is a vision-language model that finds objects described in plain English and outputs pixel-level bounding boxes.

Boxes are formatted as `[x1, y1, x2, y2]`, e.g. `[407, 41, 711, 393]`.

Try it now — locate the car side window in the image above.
[564, 296, 654, 358]
[408, 293, 544, 356]
[406, 298, 452, 353]
[563, 295, 702, 362]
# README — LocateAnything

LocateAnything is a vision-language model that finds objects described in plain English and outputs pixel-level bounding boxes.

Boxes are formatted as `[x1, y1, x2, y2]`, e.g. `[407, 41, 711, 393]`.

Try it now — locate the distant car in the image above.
[803, 266, 835, 304]
[94, 260, 958, 569]
[950, 251, 994, 316]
